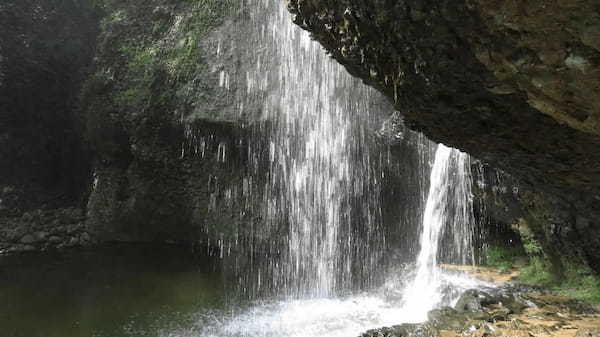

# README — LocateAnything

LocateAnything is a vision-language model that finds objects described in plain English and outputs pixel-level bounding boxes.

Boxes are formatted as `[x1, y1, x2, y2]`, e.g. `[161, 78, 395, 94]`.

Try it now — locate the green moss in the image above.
[113, 47, 156, 109]
[486, 218, 600, 303]
[519, 256, 554, 286]
[484, 246, 524, 273]
[517, 258, 600, 303]
[84, 0, 238, 159]
[511, 218, 600, 302]
[107, 0, 236, 106]
[558, 264, 600, 303]
[515, 219, 543, 256]
[523, 239, 543, 256]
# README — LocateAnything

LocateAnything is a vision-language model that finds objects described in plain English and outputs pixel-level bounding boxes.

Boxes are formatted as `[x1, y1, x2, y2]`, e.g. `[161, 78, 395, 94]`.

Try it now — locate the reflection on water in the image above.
[0, 244, 225, 337]
[0, 245, 492, 337]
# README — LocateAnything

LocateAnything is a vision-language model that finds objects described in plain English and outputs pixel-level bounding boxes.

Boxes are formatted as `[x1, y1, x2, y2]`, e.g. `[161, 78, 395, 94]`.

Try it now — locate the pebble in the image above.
[22, 245, 36, 252]
[80, 232, 91, 243]
[48, 236, 62, 244]
[34, 231, 48, 241]
[20, 234, 36, 244]
[66, 236, 80, 247]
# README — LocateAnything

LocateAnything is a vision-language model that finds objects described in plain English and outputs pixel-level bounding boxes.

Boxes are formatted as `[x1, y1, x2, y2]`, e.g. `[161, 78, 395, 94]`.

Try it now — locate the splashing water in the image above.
[168, 276, 489, 337]
[184, 296, 410, 337]
[175, 138, 485, 337]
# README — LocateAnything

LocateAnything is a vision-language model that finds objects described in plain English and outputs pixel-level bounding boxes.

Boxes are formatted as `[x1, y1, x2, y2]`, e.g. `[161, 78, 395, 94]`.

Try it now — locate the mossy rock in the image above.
[360, 323, 440, 337]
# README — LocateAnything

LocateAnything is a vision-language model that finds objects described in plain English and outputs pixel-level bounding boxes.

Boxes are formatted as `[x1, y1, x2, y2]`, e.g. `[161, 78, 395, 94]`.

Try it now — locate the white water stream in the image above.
[399, 144, 478, 323]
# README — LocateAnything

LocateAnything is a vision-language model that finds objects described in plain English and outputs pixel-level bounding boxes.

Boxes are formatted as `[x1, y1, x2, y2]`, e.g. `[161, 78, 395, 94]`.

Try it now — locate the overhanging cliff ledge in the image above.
[288, 0, 600, 272]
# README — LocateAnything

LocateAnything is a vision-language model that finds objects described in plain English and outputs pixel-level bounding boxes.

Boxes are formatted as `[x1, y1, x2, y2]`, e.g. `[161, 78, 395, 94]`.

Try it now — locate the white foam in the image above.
[165, 269, 495, 337]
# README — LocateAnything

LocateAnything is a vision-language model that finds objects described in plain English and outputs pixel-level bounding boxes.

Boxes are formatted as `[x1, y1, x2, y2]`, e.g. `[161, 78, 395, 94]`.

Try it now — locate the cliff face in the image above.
[288, 0, 600, 273]
[81, 0, 268, 244]
[0, 1, 98, 252]
[0, 0, 273, 251]
[0, 1, 97, 213]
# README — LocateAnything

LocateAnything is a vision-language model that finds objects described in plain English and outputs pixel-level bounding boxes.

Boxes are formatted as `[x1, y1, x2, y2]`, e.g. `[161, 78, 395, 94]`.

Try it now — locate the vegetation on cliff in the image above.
[83, 0, 236, 163]
[80, 0, 266, 244]
[1, 0, 259, 249]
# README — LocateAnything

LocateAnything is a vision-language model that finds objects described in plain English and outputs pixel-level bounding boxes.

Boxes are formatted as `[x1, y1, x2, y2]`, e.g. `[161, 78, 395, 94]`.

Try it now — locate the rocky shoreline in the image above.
[0, 207, 92, 254]
[361, 273, 600, 337]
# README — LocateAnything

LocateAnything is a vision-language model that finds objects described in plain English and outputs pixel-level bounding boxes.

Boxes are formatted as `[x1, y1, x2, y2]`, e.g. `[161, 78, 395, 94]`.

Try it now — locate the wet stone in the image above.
[66, 236, 80, 247]
[80, 232, 91, 243]
[34, 231, 48, 241]
[20, 234, 36, 244]
[360, 323, 440, 337]
[7, 244, 35, 253]
[66, 224, 80, 234]
[48, 236, 62, 244]
[486, 304, 511, 322]
[22, 245, 36, 252]
[455, 289, 494, 313]
[6, 228, 25, 241]
[428, 306, 468, 330]
[69, 208, 84, 219]
[22, 212, 33, 222]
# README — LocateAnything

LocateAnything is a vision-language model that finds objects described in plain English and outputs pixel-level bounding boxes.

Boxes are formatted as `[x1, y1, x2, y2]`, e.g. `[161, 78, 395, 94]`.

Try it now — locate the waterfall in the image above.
[242, 0, 388, 298]
[400, 144, 476, 322]
[189, 2, 486, 335]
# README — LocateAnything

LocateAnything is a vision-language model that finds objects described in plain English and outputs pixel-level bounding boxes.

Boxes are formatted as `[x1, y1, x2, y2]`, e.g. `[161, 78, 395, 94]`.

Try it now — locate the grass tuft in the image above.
[517, 257, 600, 303]
[485, 246, 523, 273]
[558, 264, 600, 303]
[518, 256, 553, 286]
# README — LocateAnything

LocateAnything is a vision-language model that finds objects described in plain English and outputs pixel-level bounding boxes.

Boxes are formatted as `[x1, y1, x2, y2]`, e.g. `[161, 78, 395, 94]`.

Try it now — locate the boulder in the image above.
[20, 234, 36, 245]
[360, 323, 440, 337]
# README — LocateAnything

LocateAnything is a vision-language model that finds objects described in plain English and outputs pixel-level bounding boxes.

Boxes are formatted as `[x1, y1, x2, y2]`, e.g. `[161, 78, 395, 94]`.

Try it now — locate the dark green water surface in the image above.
[0, 244, 226, 337]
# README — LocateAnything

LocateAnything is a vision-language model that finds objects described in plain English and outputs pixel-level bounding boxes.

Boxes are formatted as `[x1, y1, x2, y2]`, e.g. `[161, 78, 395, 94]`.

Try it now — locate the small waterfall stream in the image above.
[400, 144, 477, 322]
